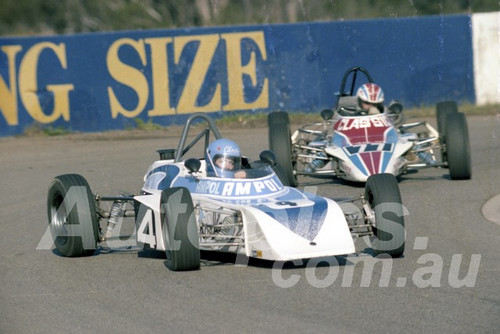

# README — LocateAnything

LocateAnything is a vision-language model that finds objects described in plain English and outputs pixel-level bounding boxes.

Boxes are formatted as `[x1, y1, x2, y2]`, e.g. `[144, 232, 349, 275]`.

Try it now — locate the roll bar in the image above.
[174, 113, 222, 162]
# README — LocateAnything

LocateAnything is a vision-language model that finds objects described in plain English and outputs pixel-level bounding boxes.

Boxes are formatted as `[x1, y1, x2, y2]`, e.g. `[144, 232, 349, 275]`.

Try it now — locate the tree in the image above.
[0, 0, 498, 36]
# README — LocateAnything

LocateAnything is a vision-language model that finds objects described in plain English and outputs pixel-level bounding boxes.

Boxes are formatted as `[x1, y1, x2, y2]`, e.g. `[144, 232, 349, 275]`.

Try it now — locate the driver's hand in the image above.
[234, 170, 246, 179]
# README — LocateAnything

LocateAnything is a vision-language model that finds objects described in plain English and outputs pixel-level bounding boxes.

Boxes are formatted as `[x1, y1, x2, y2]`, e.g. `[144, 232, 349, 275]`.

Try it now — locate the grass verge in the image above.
[20, 103, 498, 137]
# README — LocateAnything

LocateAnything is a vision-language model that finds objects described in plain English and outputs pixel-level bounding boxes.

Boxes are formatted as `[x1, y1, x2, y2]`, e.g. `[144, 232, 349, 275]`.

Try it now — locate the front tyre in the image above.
[268, 111, 298, 187]
[436, 101, 458, 136]
[161, 187, 200, 271]
[445, 112, 471, 180]
[47, 174, 99, 257]
[364, 174, 405, 258]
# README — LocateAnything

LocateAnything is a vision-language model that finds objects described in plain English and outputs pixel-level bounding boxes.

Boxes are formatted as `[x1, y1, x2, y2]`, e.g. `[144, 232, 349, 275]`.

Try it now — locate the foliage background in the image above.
[1, 0, 498, 37]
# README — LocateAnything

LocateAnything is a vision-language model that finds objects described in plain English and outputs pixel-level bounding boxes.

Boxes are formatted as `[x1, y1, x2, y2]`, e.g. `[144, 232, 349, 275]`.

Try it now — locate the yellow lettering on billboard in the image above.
[107, 38, 148, 118]
[145, 37, 175, 116]
[0, 45, 22, 126]
[18, 42, 73, 123]
[174, 34, 221, 113]
[222, 31, 268, 111]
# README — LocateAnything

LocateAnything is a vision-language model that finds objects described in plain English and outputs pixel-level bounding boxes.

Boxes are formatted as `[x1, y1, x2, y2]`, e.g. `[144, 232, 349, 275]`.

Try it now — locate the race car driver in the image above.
[206, 138, 246, 179]
[356, 82, 385, 115]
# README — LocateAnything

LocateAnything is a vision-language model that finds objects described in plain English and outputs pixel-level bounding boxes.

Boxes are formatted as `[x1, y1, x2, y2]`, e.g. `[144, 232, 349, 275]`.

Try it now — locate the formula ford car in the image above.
[47, 113, 406, 272]
[268, 67, 472, 186]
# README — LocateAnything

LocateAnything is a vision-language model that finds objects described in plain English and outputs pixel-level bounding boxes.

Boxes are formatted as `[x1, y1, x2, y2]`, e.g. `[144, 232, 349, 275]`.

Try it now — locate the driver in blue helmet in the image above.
[206, 138, 246, 178]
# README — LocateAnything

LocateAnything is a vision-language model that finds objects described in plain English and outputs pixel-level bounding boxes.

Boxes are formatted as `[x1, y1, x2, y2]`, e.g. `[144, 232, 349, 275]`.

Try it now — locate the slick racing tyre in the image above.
[47, 174, 99, 257]
[445, 112, 472, 180]
[268, 111, 298, 187]
[161, 187, 200, 271]
[364, 174, 405, 258]
[436, 100, 458, 136]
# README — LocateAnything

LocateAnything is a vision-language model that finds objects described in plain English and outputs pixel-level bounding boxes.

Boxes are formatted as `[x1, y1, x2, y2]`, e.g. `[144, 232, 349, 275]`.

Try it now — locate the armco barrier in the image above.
[0, 14, 480, 136]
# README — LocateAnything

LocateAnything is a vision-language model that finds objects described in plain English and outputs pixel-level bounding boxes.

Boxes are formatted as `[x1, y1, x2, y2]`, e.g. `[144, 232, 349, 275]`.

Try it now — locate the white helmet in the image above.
[357, 83, 384, 104]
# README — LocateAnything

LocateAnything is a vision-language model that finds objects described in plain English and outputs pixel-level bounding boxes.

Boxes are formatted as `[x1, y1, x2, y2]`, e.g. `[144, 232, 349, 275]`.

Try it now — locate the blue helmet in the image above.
[206, 138, 242, 178]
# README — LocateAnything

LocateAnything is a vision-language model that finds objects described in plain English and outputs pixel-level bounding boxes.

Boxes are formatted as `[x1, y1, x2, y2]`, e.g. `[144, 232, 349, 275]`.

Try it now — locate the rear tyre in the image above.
[364, 174, 405, 258]
[436, 101, 458, 136]
[161, 187, 200, 271]
[268, 111, 298, 187]
[47, 174, 99, 257]
[445, 112, 472, 180]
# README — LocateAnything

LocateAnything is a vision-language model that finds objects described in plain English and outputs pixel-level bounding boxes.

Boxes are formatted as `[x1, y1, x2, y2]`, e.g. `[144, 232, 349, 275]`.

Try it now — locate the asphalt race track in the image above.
[1, 115, 499, 333]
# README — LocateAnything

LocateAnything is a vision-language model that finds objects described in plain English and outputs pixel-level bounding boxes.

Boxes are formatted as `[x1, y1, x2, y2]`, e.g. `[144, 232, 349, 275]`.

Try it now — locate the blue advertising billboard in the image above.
[0, 14, 474, 136]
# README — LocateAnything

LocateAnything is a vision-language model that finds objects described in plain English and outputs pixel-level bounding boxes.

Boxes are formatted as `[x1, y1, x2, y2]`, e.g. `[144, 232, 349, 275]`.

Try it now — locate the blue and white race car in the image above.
[47, 113, 406, 271]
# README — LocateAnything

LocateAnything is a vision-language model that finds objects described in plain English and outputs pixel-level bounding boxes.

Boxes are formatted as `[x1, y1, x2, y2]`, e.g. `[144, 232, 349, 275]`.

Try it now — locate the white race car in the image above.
[47, 113, 406, 271]
[268, 67, 472, 185]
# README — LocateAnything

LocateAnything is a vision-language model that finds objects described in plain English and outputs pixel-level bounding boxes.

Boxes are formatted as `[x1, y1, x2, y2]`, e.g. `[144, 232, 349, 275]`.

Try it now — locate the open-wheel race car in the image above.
[268, 67, 472, 186]
[47, 113, 406, 272]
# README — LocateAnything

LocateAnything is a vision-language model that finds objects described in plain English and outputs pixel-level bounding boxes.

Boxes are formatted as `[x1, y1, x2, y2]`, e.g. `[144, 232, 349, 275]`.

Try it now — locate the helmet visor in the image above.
[213, 154, 241, 173]
[359, 98, 382, 111]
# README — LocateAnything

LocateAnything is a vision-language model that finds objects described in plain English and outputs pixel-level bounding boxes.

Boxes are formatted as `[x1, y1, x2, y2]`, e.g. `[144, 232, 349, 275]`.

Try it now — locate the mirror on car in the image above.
[259, 150, 277, 166]
[388, 101, 403, 114]
[185, 158, 201, 173]
[321, 109, 334, 121]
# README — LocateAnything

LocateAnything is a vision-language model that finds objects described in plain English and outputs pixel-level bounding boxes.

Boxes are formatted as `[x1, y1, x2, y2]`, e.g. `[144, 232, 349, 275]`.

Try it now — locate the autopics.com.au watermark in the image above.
[39, 186, 481, 289]
[270, 236, 482, 289]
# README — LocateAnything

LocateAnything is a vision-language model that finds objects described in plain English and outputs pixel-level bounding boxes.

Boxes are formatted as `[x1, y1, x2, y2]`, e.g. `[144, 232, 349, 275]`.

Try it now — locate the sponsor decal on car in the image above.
[194, 175, 283, 198]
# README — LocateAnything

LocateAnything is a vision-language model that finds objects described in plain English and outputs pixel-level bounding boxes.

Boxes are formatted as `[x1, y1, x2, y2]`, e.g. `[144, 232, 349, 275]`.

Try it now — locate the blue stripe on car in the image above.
[255, 196, 328, 241]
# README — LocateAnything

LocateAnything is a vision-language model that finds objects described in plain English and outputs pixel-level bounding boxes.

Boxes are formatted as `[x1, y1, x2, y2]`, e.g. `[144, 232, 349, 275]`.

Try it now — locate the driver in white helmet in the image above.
[307, 83, 401, 172]
[356, 82, 385, 115]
